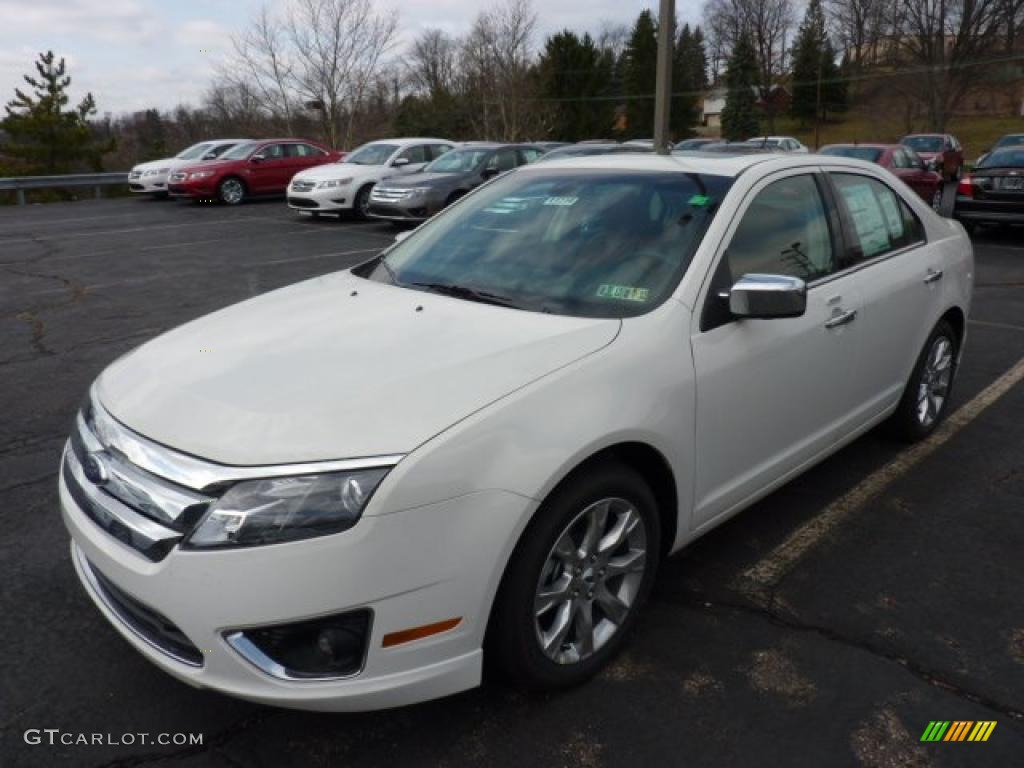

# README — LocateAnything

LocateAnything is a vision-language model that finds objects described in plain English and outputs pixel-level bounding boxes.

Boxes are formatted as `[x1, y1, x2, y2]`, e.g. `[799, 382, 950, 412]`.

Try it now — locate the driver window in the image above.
[398, 145, 428, 164]
[262, 144, 286, 160]
[486, 149, 518, 173]
[725, 174, 835, 284]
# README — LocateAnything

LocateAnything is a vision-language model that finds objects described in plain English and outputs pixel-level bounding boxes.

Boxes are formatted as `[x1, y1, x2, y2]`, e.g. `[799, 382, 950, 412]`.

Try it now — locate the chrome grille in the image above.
[371, 187, 412, 203]
[129, 171, 142, 180]
[291, 180, 316, 193]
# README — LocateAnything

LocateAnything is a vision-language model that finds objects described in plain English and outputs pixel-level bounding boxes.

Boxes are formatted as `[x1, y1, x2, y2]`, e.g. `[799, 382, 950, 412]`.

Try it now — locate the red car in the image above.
[901, 133, 964, 181]
[819, 143, 945, 211]
[168, 138, 341, 204]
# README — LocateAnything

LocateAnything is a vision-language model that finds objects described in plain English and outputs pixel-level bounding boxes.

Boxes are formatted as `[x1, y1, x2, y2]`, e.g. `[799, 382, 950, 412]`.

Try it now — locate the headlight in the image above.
[404, 187, 432, 197]
[189, 170, 215, 180]
[316, 178, 353, 189]
[186, 469, 389, 549]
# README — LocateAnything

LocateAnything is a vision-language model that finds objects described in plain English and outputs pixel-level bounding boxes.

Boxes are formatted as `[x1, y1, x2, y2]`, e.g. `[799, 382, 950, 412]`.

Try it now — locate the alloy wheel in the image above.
[221, 179, 244, 205]
[533, 497, 648, 665]
[916, 335, 953, 427]
[932, 188, 943, 212]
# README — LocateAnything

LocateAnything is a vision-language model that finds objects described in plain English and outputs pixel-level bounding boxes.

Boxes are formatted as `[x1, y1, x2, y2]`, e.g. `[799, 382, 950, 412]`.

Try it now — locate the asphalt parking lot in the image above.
[1, 196, 1022, 768]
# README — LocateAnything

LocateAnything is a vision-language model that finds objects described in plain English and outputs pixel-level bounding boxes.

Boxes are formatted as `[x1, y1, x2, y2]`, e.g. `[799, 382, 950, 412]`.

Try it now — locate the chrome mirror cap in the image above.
[729, 273, 807, 319]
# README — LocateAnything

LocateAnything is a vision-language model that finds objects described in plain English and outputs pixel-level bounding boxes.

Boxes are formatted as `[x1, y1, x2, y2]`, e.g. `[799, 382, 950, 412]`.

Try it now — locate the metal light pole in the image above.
[653, 0, 675, 155]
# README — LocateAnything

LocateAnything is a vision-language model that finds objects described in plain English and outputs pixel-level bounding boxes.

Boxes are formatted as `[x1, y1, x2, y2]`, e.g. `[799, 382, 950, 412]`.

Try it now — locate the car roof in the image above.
[902, 133, 945, 138]
[517, 152, 843, 178]
[821, 143, 896, 150]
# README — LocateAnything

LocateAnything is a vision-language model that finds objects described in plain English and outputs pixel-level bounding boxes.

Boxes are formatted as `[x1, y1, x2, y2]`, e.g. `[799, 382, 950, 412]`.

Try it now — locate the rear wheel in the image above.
[444, 190, 465, 209]
[218, 177, 245, 205]
[488, 462, 660, 690]
[888, 319, 958, 442]
[931, 187, 944, 213]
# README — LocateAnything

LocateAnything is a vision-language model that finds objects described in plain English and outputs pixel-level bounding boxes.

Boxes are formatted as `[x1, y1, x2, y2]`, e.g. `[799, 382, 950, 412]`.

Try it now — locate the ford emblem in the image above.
[83, 453, 110, 486]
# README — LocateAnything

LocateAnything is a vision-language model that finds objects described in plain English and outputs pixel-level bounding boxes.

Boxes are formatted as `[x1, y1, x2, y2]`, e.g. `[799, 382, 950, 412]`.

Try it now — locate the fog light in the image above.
[225, 609, 371, 680]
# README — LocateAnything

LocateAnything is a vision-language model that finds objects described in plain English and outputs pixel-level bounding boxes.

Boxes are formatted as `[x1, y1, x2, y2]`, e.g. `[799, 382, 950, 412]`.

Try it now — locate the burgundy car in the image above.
[901, 133, 964, 181]
[168, 138, 341, 204]
[819, 144, 945, 211]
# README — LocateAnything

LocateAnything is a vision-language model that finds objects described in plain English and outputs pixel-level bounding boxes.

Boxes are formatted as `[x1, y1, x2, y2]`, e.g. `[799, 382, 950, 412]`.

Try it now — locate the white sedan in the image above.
[127, 139, 247, 195]
[748, 135, 809, 153]
[287, 138, 453, 218]
[60, 153, 972, 711]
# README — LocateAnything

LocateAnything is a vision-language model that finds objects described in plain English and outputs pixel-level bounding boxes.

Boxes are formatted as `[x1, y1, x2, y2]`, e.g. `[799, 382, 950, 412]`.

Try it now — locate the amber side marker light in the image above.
[382, 618, 462, 648]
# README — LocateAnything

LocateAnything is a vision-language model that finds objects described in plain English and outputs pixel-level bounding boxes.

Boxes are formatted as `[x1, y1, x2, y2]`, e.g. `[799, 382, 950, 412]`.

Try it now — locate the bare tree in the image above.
[703, 0, 796, 130]
[220, 0, 398, 148]
[407, 29, 458, 97]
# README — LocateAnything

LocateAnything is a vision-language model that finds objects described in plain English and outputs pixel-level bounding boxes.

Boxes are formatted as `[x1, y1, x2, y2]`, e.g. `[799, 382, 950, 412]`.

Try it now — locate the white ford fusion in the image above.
[287, 138, 453, 218]
[128, 139, 247, 195]
[61, 153, 972, 711]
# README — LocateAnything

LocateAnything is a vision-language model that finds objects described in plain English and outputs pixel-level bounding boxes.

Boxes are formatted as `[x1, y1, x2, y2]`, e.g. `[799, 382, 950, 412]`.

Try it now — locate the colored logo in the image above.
[920, 721, 996, 742]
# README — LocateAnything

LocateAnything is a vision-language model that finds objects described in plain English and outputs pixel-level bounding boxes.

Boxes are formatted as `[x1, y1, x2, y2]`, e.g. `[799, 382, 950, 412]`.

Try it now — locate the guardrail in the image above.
[0, 172, 130, 205]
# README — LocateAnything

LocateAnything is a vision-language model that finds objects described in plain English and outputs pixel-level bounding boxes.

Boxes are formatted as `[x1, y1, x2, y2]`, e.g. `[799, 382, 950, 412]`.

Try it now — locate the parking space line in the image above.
[738, 356, 1024, 591]
[0, 215, 283, 243]
[969, 319, 1024, 333]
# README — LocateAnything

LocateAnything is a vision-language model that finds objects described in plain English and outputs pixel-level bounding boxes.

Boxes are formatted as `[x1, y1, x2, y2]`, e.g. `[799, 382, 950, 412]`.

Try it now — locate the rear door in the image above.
[691, 171, 861, 528]
[823, 171, 942, 420]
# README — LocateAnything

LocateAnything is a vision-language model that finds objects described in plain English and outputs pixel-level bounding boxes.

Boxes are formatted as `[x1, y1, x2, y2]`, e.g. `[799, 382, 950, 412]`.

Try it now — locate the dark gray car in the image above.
[366, 143, 545, 223]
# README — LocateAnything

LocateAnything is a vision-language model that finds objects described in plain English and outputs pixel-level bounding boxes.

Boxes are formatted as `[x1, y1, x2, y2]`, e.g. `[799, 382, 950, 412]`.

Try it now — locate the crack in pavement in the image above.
[0, 432, 67, 457]
[656, 589, 1024, 723]
[0, 473, 55, 496]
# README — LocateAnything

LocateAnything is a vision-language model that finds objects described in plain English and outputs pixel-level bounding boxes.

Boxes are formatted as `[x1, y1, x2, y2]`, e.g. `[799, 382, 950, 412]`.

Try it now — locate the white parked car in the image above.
[287, 138, 454, 218]
[61, 153, 972, 711]
[128, 140, 247, 195]
[748, 136, 809, 153]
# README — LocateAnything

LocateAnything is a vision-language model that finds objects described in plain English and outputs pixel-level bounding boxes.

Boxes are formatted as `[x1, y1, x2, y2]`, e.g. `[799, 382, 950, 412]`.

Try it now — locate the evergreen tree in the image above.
[789, 0, 827, 125]
[721, 33, 760, 141]
[538, 31, 616, 140]
[2, 51, 107, 173]
[672, 24, 708, 139]
[821, 39, 848, 119]
[623, 10, 658, 138]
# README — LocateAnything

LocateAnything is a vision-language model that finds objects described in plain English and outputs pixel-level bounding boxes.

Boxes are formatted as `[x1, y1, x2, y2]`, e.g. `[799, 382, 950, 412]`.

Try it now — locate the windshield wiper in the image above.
[410, 281, 521, 309]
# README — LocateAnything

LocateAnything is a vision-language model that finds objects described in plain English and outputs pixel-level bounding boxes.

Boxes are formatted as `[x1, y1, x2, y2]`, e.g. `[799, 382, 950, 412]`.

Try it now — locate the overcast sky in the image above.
[0, 0, 703, 116]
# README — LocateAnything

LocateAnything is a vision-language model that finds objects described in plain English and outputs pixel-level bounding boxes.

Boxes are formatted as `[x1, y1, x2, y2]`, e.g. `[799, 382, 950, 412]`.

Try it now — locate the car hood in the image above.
[380, 172, 464, 189]
[293, 162, 383, 182]
[132, 157, 186, 173]
[96, 271, 619, 465]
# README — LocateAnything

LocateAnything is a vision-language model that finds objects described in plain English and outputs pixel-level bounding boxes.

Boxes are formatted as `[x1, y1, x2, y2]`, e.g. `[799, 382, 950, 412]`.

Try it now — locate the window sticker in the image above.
[877, 192, 905, 240]
[543, 196, 579, 207]
[688, 194, 710, 206]
[840, 183, 890, 257]
[596, 284, 650, 302]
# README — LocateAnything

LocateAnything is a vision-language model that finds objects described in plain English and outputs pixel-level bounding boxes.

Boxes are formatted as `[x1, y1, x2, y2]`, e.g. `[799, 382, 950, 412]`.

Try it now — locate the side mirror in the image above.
[251, 154, 265, 163]
[728, 274, 807, 319]
[202, 152, 217, 160]
[482, 167, 499, 179]
[392, 157, 409, 167]
[393, 230, 413, 244]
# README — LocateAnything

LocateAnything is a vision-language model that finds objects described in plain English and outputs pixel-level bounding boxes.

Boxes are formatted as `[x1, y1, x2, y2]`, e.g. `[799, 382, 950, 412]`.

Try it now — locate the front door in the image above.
[247, 143, 291, 193]
[691, 171, 861, 529]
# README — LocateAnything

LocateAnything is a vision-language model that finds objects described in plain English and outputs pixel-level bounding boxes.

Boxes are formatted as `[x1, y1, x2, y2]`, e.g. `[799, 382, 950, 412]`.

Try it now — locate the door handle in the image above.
[825, 309, 858, 329]
[924, 269, 944, 284]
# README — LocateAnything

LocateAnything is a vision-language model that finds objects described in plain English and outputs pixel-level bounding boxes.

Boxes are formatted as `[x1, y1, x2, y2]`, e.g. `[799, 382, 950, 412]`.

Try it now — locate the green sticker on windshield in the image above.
[597, 284, 650, 302]
[688, 194, 710, 206]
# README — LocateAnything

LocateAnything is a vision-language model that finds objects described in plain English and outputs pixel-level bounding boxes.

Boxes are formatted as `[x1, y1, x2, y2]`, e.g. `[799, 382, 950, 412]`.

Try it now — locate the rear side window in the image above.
[429, 144, 453, 160]
[831, 174, 924, 261]
[292, 143, 325, 157]
[518, 148, 544, 164]
[725, 174, 835, 282]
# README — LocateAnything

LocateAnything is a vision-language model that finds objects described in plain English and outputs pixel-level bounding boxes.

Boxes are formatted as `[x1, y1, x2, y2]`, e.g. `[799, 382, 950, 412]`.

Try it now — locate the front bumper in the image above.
[60, 460, 531, 711]
[366, 202, 434, 223]
[287, 184, 353, 212]
[129, 174, 171, 193]
[168, 179, 217, 199]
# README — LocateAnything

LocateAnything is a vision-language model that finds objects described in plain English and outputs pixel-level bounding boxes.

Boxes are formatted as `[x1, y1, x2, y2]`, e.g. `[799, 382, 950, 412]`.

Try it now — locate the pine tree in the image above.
[2, 51, 106, 173]
[539, 31, 616, 140]
[721, 33, 760, 141]
[672, 24, 702, 138]
[789, 0, 827, 126]
[821, 39, 849, 119]
[623, 10, 658, 138]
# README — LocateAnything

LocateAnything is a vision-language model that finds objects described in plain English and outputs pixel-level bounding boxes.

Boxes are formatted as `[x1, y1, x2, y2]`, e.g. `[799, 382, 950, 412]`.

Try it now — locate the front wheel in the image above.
[353, 184, 374, 220]
[218, 177, 245, 205]
[488, 462, 660, 690]
[888, 319, 958, 442]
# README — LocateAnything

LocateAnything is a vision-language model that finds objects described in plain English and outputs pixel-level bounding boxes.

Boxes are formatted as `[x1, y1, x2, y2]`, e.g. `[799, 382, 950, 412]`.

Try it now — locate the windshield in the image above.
[425, 148, 491, 173]
[354, 169, 733, 318]
[994, 135, 1024, 149]
[220, 142, 257, 160]
[344, 143, 399, 165]
[978, 148, 1024, 168]
[176, 142, 213, 160]
[902, 136, 943, 153]
[820, 146, 882, 162]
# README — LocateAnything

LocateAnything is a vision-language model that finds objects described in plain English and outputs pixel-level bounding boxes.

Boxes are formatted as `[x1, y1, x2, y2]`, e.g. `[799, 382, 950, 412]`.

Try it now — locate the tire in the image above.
[488, 461, 661, 690]
[931, 187, 944, 214]
[353, 184, 374, 220]
[218, 177, 245, 205]
[888, 319, 958, 442]
[444, 190, 465, 209]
